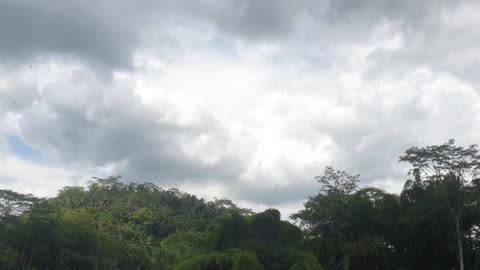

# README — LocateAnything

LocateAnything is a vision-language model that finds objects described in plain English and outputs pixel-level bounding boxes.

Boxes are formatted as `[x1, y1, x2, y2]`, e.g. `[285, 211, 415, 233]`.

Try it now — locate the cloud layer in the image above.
[2, 0, 480, 216]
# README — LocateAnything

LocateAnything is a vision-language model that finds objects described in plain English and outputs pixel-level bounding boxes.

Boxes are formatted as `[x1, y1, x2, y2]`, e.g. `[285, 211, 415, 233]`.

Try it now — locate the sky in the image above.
[2, 0, 480, 217]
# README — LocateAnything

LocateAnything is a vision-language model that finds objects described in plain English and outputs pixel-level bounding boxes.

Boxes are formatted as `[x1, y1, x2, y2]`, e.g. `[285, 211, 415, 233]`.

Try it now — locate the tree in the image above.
[397, 176, 457, 269]
[316, 166, 360, 195]
[0, 190, 38, 218]
[292, 166, 361, 236]
[399, 139, 480, 270]
[292, 167, 401, 269]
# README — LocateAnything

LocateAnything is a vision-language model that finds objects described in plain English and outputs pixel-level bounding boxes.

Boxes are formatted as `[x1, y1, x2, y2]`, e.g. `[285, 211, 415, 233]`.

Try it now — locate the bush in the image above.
[288, 250, 323, 270]
[174, 252, 232, 270]
[232, 251, 264, 270]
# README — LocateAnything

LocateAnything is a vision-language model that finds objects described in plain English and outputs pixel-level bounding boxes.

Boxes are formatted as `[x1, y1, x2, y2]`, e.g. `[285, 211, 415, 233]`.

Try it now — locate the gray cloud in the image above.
[16, 69, 247, 186]
[2, 0, 480, 211]
[229, 177, 320, 206]
[325, 0, 430, 24]
[190, 0, 312, 39]
[0, 0, 147, 70]
[0, 0, 308, 73]
[0, 76, 39, 114]
[0, 0, 469, 72]
[369, 23, 480, 88]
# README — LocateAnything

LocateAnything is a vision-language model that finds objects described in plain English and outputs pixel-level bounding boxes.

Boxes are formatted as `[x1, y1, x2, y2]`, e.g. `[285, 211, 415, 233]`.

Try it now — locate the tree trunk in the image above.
[455, 215, 464, 270]
[19, 240, 27, 270]
[27, 243, 38, 270]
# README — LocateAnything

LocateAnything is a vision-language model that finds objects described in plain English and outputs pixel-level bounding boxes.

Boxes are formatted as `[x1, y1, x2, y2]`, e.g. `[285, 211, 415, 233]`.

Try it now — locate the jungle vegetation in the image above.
[2, 139, 480, 270]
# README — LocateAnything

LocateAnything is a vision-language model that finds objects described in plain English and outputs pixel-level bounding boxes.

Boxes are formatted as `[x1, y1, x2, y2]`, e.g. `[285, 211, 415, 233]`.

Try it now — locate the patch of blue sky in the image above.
[7, 135, 44, 163]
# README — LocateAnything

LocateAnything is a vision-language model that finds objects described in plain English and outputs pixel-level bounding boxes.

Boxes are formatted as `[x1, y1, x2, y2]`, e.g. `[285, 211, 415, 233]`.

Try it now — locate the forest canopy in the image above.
[2, 140, 480, 270]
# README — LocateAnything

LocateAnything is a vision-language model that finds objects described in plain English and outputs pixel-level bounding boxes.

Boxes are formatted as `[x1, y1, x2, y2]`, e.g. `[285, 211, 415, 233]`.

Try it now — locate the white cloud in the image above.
[1, 0, 480, 217]
[0, 156, 81, 197]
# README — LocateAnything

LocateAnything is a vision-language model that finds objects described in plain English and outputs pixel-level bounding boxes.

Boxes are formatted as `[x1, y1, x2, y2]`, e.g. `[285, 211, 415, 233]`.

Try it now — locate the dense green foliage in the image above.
[2, 140, 480, 269]
[0, 177, 319, 270]
[292, 140, 480, 270]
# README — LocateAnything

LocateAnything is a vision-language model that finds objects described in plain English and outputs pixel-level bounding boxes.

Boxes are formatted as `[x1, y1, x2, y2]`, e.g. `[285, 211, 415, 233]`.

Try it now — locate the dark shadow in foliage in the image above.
[212, 208, 321, 270]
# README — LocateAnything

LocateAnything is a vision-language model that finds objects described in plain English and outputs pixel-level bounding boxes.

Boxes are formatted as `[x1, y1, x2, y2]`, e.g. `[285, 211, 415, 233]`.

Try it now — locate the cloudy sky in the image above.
[1, 0, 480, 216]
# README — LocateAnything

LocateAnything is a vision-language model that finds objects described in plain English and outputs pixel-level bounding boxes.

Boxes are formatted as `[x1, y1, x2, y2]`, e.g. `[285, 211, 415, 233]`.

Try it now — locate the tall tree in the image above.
[292, 167, 401, 269]
[399, 139, 480, 270]
[316, 166, 360, 195]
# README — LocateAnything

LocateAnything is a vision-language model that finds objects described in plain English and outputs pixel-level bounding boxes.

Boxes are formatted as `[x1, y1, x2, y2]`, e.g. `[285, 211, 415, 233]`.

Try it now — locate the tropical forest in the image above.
[1, 140, 480, 270]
